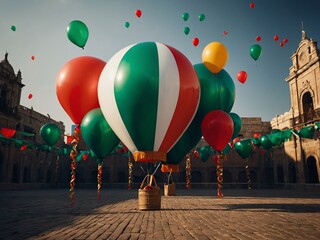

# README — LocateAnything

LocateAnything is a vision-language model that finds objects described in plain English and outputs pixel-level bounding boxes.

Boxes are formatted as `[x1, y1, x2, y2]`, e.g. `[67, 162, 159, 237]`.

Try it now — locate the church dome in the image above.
[0, 53, 15, 74]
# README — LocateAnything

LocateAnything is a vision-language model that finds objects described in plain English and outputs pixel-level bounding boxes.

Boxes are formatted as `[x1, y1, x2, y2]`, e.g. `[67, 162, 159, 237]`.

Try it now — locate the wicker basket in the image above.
[164, 183, 175, 196]
[138, 174, 161, 211]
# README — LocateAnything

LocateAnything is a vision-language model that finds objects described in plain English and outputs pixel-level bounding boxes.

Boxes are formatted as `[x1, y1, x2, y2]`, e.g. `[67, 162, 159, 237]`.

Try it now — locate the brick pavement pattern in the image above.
[0, 188, 320, 240]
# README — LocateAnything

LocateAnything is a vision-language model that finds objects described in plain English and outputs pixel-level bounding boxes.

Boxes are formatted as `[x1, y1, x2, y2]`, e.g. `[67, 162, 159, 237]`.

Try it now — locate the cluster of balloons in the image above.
[124, 9, 143, 29]
[181, 12, 205, 46]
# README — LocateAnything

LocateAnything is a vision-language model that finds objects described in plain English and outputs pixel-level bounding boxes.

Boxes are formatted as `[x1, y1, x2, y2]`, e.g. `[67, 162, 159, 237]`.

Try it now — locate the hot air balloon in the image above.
[98, 42, 200, 163]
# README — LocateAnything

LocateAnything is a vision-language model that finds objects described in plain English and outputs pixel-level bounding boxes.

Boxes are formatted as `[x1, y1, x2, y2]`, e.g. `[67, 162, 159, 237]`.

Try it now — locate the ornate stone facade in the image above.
[270, 31, 320, 186]
[0, 53, 68, 188]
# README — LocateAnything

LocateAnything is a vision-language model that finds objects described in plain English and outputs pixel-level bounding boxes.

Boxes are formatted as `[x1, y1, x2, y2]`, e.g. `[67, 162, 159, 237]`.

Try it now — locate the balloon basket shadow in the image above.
[138, 174, 161, 211]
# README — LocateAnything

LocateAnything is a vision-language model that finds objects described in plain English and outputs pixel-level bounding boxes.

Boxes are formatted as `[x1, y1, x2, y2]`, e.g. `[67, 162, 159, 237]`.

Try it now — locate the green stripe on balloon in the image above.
[114, 42, 159, 150]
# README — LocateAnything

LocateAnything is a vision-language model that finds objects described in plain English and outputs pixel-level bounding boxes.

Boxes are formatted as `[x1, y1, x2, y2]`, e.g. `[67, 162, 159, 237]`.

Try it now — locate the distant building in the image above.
[270, 30, 320, 186]
[0, 53, 68, 188]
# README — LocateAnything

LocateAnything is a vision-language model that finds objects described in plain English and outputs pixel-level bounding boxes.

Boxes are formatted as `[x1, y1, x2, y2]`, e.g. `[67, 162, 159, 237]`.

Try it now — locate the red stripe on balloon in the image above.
[159, 45, 200, 152]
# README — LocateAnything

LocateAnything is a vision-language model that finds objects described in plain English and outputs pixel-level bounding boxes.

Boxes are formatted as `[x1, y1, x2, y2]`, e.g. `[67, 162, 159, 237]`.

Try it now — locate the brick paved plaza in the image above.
[0, 187, 320, 240]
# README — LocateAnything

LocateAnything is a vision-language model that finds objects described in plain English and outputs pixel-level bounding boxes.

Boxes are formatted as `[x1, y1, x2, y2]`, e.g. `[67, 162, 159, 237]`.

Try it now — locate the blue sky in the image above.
[1, 0, 320, 133]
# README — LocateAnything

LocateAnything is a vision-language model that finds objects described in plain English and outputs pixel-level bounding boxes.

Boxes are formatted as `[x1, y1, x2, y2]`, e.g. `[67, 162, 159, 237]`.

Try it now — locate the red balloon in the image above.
[31, 56, 35, 60]
[192, 37, 199, 46]
[201, 110, 234, 152]
[135, 9, 142, 18]
[56, 56, 106, 124]
[253, 133, 261, 138]
[255, 36, 261, 42]
[28, 93, 33, 99]
[20, 145, 28, 151]
[280, 42, 284, 47]
[274, 35, 279, 41]
[1, 128, 16, 138]
[237, 70, 247, 84]
[250, 2, 255, 8]
[82, 154, 88, 161]
[193, 150, 200, 159]
[283, 38, 288, 43]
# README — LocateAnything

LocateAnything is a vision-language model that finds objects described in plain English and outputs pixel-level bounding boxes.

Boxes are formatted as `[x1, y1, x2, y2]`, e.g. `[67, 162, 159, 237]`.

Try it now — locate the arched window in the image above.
[288, 162, 297, 183]
[277, 166, 284, 183]
[306, 156, 319, 183]
[302, 92, 314, 122]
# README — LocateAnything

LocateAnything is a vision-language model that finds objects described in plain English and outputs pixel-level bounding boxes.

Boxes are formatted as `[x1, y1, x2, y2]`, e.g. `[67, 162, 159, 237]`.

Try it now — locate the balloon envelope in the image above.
[67, 20, 89, 48]
[250, 44, 262, 61]
[202, 42, 228, 74]
[98, 42, 200, 162]
[182, 12, 189, 21]
[40, 123, 61, 146]
[237, 71, 247, 84]
[56, 56, 106, 124]
[81, 108, 119, 159]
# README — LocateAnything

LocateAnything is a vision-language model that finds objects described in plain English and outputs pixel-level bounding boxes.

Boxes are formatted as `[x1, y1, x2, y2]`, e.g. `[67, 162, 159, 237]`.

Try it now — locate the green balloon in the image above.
[182, 12, 189, 21]
[183, 26, 190, 35]
[297, 126, 315, 139]
[251, 137, 261, 147]
[282, 129, 292, 141]
[260, 135, 273, 150]
[81, 108, 119, 159]
[197, 145, 213, 162]
[67, 20, 89, 49]
[229, 112, 242, 140]
[11, 25, 16, 31]
[198, 14, 205, 21]
[40, 123, 61, 146]
[125, 22, 130, 28]
[268, 132, 283, 146]
[167, 64, 235, 164]
[234, 139, 253, 159]
[250, 44, 262, 61]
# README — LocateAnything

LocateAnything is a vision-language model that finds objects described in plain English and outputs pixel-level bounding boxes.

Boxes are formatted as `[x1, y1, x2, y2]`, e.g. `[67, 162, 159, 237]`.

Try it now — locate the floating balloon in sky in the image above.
[40, 123, 61, 146]
[202, 41, 228, 74]
[198, 13, 205, 21]
[31, 56, 35, 61]
[256, 36, 261, 42]
[183, 26, 190, 35]
[192, 37, 199, 46]
[11, 25, 16, 31]
[135, 9, 142, 18]
[250, 2, 255, 8]
[28, 93, 33, 99]
[280, 42, 284, 47]
[274, 35, 279, 41]
[125, 22, 130, 28]
[67, 20, 89, 49]
[182, 12, 189, 21]
[223, 31, 228, 36]
[237, 70, 247, 84]
[283, 38, 288, 43]
[249, 44, 262, 61]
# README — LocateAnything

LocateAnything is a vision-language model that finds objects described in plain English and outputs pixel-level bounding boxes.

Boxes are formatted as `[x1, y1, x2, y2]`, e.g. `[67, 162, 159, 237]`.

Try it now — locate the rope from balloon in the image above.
[186, 154, 191, 189]
[69, 125, 80, 207]
[216, 153, 225, 198]
[128, 155, 133, 190]
[97, 161, 103, 199]
[245, 158, 252, 190]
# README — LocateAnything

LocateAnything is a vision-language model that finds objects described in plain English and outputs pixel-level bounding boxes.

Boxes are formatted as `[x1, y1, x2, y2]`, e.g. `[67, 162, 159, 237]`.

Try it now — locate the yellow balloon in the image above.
[202, 42, 228, 74]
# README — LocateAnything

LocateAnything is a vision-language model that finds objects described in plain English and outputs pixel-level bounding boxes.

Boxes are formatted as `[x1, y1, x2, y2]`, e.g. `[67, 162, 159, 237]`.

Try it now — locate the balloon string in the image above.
[216, 153, 224, 198]
[69, 126, 80, 207]
[97, 162, 103, 200]
[186, 154, 191, 189]
[245, 158, 252, 190]
[128, 155, 133, 190]
[55, 156, 59, 184]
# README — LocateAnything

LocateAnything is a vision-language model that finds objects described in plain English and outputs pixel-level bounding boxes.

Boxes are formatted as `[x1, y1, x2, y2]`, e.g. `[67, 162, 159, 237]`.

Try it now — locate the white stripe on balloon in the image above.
[98, 44, 138, 153]
[153, 43, 180, 150]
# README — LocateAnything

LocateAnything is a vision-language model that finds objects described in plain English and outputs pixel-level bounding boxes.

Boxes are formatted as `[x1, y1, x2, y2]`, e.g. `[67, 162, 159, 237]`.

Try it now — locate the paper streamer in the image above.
[216, 153, 225, 198]
[186, 154, 191, 189]
[128, 155, 133, 190]
[69, 125, 80, 207]
[97, 162, 103, 199]
[245, 158, 252, 189]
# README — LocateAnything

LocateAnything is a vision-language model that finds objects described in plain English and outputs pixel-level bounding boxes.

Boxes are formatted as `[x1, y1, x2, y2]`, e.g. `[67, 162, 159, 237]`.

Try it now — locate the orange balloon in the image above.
[202, 42, 228, 74]
[56, 56, 106, 124]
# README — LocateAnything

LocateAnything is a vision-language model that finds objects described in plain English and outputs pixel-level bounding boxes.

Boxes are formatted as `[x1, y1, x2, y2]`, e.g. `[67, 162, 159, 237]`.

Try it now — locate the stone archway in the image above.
[302, 91, 314, 122]
[306, 156, 319, 183]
